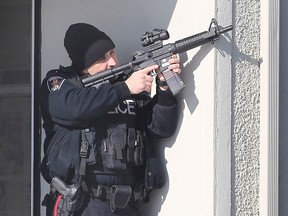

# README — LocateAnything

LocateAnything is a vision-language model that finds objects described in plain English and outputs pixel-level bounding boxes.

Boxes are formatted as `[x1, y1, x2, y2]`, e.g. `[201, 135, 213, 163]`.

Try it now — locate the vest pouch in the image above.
[82, 128, 97, 165]
[145, 156, 167, 191]
[127, 129, 145, 166]
[101, 124, 127, 170]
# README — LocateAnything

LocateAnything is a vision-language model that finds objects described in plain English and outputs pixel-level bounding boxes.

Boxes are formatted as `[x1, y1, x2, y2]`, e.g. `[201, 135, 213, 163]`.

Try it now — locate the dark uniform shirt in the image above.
[40, 67, 178, 187]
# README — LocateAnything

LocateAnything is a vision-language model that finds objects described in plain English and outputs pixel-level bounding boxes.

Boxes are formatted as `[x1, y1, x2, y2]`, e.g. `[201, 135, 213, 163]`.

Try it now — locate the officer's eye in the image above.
[98, 56, 106, 62]
[97, 49, 115, 63]
[110, 49, 115, 55]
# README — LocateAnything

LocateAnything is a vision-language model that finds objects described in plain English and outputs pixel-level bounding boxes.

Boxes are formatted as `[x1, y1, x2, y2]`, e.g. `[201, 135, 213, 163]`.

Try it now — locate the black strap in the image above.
[156, 77, 168, 87]
[79, 129, 89, 176]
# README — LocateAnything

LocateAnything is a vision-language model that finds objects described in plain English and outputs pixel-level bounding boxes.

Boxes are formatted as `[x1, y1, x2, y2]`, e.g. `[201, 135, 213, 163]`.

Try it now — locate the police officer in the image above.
[40, 23, 181, 216]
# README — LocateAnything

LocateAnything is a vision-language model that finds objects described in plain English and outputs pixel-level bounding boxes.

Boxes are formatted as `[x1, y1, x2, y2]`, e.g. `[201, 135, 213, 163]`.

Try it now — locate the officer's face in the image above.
[83, 49, 119, 76]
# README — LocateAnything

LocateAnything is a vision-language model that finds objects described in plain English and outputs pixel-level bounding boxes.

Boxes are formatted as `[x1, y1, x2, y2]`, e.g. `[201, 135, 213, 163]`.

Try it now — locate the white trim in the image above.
[214, 0, 233, 215]
[214, 14, 233, 216]
[260, 0, 279, 215]
[214, 51, 232, 216]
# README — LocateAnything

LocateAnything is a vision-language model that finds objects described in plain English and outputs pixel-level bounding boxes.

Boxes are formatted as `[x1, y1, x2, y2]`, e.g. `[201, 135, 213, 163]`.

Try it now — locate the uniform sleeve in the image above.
[40, 74, 130, 127]
[145, 89, 178, 138]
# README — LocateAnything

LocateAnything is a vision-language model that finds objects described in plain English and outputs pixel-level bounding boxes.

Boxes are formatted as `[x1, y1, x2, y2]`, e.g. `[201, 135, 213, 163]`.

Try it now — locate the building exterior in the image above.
[0, 0, 286, 215]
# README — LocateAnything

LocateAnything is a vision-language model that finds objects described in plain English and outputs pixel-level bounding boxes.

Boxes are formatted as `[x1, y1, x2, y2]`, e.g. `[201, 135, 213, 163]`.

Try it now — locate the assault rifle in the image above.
[81, 18, 233, 95]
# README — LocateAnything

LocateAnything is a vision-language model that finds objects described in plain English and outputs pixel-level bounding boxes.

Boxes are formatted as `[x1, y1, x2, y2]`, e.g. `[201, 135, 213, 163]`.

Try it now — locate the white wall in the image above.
[41, 1, 231, 215]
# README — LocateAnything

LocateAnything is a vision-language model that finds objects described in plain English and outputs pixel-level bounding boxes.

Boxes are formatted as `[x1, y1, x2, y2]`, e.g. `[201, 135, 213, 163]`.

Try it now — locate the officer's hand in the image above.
[168, 54, 181, 74]
[157, 54, 182, 91]
[125, 65, 158, 94]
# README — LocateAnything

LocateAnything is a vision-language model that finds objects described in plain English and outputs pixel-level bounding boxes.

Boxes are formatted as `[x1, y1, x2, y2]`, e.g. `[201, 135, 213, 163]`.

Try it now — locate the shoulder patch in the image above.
[47, 76, 65, 92]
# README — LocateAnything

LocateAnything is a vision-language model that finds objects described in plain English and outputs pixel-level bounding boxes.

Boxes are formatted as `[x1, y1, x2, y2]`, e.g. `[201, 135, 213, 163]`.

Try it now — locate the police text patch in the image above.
[47, 76, 65, 92]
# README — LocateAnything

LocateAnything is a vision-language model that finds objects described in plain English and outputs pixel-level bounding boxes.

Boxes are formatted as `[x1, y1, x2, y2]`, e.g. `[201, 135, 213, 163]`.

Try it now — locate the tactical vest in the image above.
[81, 102, 146, 172]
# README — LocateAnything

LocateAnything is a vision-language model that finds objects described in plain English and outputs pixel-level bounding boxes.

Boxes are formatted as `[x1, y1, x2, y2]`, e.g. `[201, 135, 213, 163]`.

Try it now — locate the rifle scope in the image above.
[141, 29, 170, 47]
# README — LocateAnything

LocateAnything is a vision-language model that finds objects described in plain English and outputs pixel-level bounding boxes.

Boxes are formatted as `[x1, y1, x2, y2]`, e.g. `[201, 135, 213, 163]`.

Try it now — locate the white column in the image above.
[260, 0, 279, 215]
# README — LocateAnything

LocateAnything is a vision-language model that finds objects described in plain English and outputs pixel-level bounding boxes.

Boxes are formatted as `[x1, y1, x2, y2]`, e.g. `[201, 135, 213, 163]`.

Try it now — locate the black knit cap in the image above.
[64, 23, 115, 70]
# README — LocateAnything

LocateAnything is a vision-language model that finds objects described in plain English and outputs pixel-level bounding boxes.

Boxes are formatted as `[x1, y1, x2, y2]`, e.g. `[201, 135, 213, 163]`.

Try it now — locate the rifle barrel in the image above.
[218, 25, 234, 34]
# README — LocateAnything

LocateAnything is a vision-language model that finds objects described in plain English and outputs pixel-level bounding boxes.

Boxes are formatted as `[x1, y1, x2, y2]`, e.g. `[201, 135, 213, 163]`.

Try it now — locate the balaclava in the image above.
[64, 23, 115, 70]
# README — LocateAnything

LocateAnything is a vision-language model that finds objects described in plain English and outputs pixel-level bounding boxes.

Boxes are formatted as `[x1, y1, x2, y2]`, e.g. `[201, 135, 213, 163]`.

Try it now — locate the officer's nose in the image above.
[107, 57, 118, 67]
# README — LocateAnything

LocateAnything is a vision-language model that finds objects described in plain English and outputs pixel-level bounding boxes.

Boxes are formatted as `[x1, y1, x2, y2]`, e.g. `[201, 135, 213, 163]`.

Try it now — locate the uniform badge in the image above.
[47, 76, 65, 92]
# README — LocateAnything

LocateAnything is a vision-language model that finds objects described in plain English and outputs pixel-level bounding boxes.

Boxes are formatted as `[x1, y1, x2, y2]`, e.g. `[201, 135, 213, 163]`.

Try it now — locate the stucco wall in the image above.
[231, 0, 261, 215]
